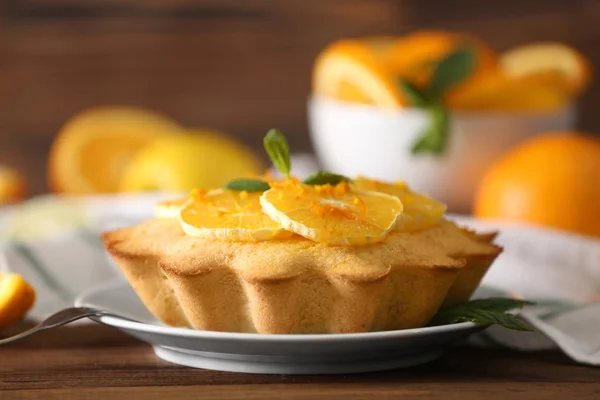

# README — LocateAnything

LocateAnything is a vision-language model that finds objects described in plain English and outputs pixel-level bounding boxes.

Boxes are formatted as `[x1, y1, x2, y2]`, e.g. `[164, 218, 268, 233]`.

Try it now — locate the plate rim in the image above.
[75, 280, 483, 343]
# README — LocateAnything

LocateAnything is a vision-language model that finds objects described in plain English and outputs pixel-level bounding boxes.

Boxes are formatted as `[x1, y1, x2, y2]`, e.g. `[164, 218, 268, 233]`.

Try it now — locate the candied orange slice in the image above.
[180, 189, 291, 241]
[154, 198, 187, 218]
[260, 181, 403, 245]
[353, 178, 446, 232]
[313, 39, 407, 107]
[0, 272, 36, 330]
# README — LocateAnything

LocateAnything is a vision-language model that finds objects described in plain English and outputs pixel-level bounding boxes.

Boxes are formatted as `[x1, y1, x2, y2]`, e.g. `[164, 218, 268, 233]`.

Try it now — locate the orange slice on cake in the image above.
[353, 178, 446, 232]
[260, 180, 403, 245]
[154, 198, 187, 218]
[180, 189, 291, 242]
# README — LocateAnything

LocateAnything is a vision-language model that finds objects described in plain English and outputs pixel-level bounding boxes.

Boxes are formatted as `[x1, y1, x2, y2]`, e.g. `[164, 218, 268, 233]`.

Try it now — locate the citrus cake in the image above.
[102, 131, 501, 334]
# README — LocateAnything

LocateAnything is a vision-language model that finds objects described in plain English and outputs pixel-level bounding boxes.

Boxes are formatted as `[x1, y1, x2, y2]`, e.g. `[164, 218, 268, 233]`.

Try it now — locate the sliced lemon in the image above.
[154, 198, 187, 218]
[180, 189, 291, 242]
[0, 272, 36, 329]
[260, 181, 403, 245]
[313, 39, 406, 107]
[500, 42, 591, 95]
[353, 178, 446, 232]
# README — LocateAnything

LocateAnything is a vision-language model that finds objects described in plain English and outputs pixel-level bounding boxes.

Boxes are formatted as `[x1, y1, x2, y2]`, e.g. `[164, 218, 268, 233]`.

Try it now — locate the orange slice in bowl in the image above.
[260, 181, 403, 245]
[0, 273, 36, 330]
[180, 189, 291, 242]
[500, 43, 591, 95]
[313, 39, 407, 107]
[353, 178, 447, 232]
[387, 30, 498, 89]
[447, 71, 569, 112]
[49, 107, 182, 194]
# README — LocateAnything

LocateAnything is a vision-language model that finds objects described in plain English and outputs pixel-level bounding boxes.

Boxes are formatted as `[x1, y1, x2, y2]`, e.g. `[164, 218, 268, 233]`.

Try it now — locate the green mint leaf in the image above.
[397, 78, 429, 107]
[302, 171, 352, 186]
[224, 178, 270, 192]
[411, 105, 449, 155]
[263, 129, 291, 178]
[461, 298, 536, 313]
[429, 297, 535, 332]
[427, 47, 475, 100]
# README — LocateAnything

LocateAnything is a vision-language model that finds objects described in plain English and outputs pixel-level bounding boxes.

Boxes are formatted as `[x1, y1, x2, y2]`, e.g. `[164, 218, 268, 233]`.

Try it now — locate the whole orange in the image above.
[474, 133, 600, 237]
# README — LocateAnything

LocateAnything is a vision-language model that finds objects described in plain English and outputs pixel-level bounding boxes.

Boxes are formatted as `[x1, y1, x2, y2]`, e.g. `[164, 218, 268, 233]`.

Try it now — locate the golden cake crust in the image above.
[103, 218, 501, 333]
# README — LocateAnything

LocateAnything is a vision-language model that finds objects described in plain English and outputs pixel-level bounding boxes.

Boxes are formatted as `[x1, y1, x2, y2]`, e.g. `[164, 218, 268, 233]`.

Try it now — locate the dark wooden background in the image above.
[1, 0, 599, 194]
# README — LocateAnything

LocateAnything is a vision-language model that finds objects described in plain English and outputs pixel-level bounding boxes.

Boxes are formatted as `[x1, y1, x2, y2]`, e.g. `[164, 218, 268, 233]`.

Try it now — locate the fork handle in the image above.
[0, 307, 102, 345]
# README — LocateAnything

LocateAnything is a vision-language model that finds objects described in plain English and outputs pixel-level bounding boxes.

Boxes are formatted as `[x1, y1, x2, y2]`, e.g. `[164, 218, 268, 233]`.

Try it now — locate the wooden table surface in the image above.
[1, 323, 599, 400]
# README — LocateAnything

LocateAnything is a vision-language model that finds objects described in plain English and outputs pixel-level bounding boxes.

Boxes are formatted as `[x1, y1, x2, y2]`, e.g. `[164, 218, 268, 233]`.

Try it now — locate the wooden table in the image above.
[2, 323, 599, 400]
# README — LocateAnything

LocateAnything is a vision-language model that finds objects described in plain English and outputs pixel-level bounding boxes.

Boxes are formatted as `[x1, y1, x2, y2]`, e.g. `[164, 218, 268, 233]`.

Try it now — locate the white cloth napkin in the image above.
[0, 157, 599, 366]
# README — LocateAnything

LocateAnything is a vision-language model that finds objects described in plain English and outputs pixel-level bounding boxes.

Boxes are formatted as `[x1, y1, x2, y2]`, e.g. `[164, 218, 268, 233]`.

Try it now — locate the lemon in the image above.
[119, 131, 263, 192]
[180, 189, 291, 241]
[260, 181, 403, 245]
[353, 178, 446, 232]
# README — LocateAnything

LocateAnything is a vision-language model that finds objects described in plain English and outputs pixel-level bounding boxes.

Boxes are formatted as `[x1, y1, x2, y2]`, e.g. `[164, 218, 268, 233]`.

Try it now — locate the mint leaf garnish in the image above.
[399, 47, 475, 156]
[224, 178, 270, 192]
[263, 129, 291, 178]
[398, 78, 429, 107]
[411, 105, 449, 155]
[302, 171, 351, 186]
[429, 298, 535, 331]
[427, 47, 475, 100]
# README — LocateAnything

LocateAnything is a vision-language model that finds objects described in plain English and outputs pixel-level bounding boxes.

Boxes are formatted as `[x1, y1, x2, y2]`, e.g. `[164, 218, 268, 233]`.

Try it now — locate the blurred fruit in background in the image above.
[0, 167, 27, 205]
[313, 33, 592, 113]
[313, 39, 407, 108]
[474, 133, 600, 237]
[119, 131, 263, 192]
[49, 107, 183, 194]
[47, 107, 262, 195]
[0, 272, 36, 330]
[447, 71, 569, 112]
[500, 43, 591, 96]
[385, 31, 498, 90]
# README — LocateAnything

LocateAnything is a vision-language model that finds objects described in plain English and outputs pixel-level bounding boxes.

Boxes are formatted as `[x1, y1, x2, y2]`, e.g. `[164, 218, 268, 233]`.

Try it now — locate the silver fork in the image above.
[0, 307, 135, 345]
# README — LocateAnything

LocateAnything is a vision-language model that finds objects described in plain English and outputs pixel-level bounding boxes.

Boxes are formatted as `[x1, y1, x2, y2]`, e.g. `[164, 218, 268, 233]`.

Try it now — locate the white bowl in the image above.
[308, 97, 575, 212]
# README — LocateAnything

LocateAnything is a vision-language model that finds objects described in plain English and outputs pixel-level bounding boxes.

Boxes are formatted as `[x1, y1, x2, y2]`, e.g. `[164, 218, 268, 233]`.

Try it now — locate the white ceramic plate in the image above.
[75, 280, 500, 375]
